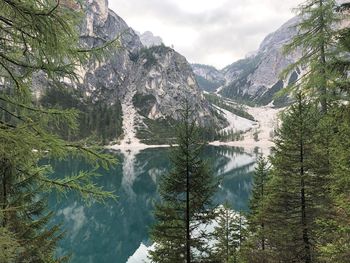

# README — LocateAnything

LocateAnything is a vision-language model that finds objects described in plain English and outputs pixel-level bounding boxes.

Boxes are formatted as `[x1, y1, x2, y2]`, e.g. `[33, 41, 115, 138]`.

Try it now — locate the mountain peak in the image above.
[136, 31, 163, 48]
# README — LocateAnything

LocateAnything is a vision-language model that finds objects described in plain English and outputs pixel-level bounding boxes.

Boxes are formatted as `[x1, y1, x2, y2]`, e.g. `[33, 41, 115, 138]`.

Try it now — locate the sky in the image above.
[109, 0, 305, 69]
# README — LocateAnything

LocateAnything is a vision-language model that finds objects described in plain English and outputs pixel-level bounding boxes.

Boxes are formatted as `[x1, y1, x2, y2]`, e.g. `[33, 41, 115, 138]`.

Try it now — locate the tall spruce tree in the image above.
[282, 4, 348, 261]
[211, 203, 244, 263]
[0, 0, 117, 261]
[241, 157, 270, 263]
[316, 105, 350, 262]
[317, 4, 350, 260]
[263, 94, 331, 262]
[149, 103, 217, 263]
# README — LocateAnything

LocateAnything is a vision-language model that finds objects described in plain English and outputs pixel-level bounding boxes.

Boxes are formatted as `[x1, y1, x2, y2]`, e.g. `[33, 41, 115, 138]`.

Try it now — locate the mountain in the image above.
[192, 17, 302, 107]
[39, 0, 223, 144]
[192, 64, 225, 92]
[137, 31, 163, 47]
[220, 16, 301, 106]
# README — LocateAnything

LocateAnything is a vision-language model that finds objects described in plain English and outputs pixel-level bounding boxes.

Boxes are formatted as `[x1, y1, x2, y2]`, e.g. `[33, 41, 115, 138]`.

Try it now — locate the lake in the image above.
[49, 145, 259, 263]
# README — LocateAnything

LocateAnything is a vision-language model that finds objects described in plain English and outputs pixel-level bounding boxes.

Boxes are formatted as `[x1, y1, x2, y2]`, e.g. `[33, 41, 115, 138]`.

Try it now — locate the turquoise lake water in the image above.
[49, 146, 258, 263]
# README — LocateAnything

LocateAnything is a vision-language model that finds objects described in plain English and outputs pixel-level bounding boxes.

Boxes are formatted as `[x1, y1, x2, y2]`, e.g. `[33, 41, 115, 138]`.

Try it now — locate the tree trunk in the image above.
[226, 209, 229, 263]
[186, 117, 191, 263]
[299, 100, 311, 263]
[1, 159, 8, 228]
[319, 0, 328, 114]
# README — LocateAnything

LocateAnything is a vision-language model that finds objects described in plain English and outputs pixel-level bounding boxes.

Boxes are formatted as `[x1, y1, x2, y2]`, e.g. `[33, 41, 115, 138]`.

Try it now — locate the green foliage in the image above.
[205, 94, 255, 121]
[314, 5, 350, 257]
[0, 159, 68, 263]
[0, 227, 22, 263]
[135, 102, 221, 145]
[282, 0, 341, 113]
[140, 48, 158, 68]
[40, 86, 123, 144]
[0, 0, 118, 261]
[241, 3, 350, 262]
[148, 43, 172, 55]
[219, 55, 263, 104]
[277, 3, 350, 261]
[137, 116, 221, 145]
[218, 129, 244, 142]
[317, 105, 350, 262]
[195, 75, 224, 92]
[149, 103, 217, 262]
[240, 157, 270, 263]
[138, 44, 172, 69]
[137, 117, 178, 145]
[211, 203, 245, 263]
[261, 95, 330, 262]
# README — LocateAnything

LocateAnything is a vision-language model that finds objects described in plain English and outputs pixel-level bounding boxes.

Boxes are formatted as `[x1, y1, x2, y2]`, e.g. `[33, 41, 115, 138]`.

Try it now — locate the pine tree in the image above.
[281, 4, 350, 261]
[0, 0, 117, 261]
[333, 3, 350, 94]
[262, 94, 330, 262]
[317, 5, 350, 260]
[149, 103, 217, 263]
[241, 157, 270, 263]
[0, 227, 22, 262]
[0, 158, 67, 263]
[211, 203, 243, 263]
[315, 105, 350, 262]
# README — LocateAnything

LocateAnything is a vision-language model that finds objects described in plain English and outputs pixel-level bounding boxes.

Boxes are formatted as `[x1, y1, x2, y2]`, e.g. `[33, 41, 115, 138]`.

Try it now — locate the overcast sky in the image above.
[109, 0, 305, 69]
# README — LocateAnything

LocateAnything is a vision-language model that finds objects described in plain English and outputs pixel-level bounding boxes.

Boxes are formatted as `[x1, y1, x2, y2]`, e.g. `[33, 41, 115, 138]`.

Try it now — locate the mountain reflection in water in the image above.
[49, 146, 259, 263]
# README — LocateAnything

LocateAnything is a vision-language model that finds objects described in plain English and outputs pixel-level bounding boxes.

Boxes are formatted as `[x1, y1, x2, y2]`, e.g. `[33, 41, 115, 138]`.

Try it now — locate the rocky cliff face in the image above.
[192, 64, 225, 92]
[78, 0, 142, 103]
[137, 31, 163, 47]
[132, 46, 213, 121]
[219, 16, 302, 106]
[43, 0, 221, 143]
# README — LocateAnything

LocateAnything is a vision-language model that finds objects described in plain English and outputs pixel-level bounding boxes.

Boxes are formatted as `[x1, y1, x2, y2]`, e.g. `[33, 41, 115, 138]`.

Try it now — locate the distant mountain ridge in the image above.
[193, 17, 302, 107]
[192, 64, 225, 92]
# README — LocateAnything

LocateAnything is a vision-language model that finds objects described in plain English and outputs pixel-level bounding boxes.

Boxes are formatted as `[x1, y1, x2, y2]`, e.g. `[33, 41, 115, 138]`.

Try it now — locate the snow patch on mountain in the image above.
[213, 105, 255, 134]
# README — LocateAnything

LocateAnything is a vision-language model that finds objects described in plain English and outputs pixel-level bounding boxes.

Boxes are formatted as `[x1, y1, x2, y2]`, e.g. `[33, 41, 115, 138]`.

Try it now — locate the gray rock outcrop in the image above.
[137, 31, 163, 48]
[76, 0, 219, 127]
[219, 16, 302, 106]
[191, 64, 225, 92]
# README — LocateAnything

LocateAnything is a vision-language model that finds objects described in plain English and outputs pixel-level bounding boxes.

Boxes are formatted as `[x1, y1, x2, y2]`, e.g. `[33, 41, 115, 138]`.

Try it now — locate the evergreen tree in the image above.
[282, 4, 350, 262]
[330, 2, 350, 98]
[1, 158, 67, 263]
[316, 105, 350, 262]
[317, 5, 350, 260]
[283, 0, 341, 113]
[0, 227, 22, 262]
[149, 103, 217, 263]
[211, 203, 243, 263]
[262, 94, 330, 262]
[0, 0, 117, 261]
[241, 157, 270, 263]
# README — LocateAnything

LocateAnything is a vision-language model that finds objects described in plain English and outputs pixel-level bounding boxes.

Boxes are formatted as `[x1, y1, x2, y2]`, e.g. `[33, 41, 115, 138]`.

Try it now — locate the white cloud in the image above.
[108, 0, 305, 69]
[57, 202, 87, 239]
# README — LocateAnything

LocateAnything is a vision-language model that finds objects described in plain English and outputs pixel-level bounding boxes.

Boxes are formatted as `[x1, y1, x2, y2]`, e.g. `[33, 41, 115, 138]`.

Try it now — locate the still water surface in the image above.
[49, 146, 258, 263]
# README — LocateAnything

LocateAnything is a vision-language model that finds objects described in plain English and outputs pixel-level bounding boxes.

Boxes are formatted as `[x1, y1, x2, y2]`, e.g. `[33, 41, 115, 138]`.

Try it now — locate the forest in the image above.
[0, 0, 349, 263]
